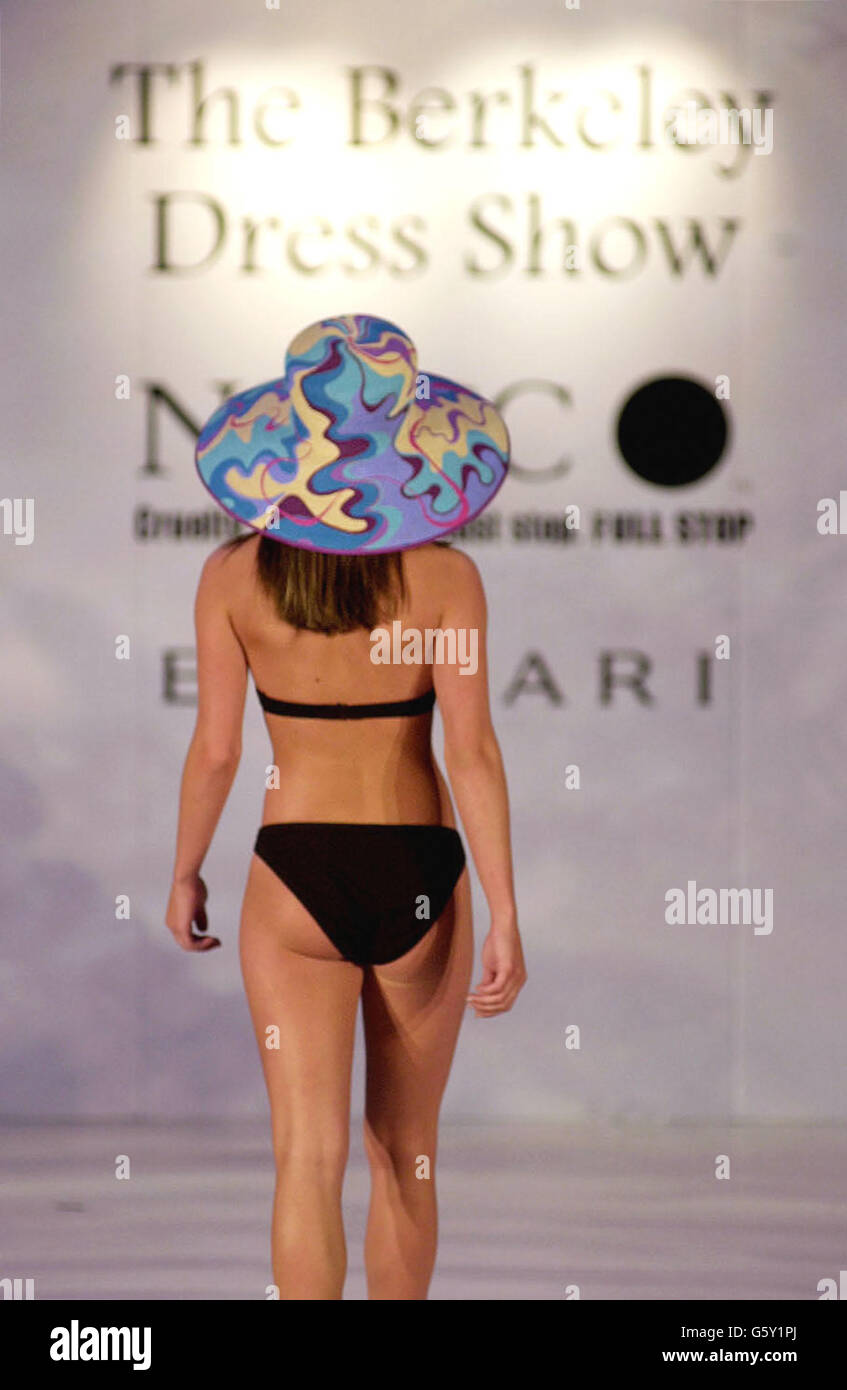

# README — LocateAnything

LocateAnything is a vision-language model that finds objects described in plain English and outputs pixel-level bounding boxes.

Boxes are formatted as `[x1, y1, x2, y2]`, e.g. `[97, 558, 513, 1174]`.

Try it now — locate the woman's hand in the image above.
[165, 875, 220, 952]
[467, 921, 527, 1017]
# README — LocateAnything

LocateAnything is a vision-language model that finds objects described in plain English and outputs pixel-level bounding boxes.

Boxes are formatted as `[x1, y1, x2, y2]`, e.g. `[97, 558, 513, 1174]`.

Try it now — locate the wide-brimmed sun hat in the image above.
[195, 312, 510, 554]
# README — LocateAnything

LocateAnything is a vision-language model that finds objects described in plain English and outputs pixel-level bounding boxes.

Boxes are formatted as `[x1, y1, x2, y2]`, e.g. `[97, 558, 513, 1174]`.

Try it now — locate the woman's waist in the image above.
[259, 756, 454, 828]
[260, 772, 445, 826]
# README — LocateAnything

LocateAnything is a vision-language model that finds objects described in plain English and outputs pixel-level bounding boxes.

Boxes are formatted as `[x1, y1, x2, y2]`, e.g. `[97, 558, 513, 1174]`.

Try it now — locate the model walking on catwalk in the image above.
[165, 313, 526, 1299]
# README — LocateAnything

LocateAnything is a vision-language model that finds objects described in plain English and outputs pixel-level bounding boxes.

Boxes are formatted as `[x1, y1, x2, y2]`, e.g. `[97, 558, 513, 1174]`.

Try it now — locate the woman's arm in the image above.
[165, 547, 248, 952]
[432, 549, 526, 1015]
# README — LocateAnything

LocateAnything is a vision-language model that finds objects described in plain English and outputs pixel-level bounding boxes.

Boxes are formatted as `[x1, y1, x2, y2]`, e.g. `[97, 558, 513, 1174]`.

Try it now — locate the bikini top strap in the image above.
[256, 686, 436, 720]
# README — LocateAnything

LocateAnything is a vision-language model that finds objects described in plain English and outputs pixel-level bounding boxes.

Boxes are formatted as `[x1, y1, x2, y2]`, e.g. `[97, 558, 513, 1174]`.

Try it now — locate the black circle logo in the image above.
[616, 376, 730, 487]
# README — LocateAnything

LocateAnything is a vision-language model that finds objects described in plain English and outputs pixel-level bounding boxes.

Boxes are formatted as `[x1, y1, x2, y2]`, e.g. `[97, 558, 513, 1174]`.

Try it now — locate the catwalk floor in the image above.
[2, 1121, 845, 1300]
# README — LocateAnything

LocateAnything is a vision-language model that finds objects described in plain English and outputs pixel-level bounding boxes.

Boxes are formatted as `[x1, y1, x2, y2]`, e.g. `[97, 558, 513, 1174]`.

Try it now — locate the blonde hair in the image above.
[223, 533, 453, 635]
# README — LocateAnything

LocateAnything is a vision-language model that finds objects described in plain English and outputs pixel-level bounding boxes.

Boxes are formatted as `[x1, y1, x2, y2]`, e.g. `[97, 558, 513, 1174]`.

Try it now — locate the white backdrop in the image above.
[1, 0, 845, 1119]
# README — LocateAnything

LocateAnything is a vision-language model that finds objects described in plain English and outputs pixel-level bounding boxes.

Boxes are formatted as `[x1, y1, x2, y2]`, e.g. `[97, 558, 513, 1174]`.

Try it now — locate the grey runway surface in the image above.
[2, 1121, 845, 1300]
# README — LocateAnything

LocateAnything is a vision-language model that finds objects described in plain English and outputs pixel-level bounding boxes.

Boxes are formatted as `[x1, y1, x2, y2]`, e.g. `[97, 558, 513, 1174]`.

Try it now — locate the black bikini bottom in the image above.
[253, 822, 467, 966]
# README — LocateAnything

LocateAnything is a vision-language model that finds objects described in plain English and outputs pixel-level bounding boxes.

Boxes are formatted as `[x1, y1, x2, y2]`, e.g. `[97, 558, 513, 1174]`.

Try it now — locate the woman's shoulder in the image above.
[405, 541, 481, 588]
[401, 543, 484, 628]
[194, 536, 259, 608]
[202, 533, 259, 574]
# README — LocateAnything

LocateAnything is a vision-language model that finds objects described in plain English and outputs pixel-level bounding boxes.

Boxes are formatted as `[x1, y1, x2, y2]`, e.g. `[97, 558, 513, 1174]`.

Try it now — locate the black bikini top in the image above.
[256, 685, 436, 720]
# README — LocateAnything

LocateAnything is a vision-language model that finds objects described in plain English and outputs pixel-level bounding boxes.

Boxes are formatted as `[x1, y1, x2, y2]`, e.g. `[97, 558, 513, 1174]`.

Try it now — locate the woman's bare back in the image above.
[223, 535, 460, 826]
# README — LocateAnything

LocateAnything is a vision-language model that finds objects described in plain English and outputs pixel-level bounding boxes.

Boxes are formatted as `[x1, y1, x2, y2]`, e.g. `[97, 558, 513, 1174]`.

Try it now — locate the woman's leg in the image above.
[361, 864, 473, 1300]
[239, 854, 363, 1299]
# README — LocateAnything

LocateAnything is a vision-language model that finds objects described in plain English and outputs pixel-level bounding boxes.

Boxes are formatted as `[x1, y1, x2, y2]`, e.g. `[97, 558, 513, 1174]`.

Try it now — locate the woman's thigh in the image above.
[361, 865, 473, 1139]
[239, 854, 363, 1151]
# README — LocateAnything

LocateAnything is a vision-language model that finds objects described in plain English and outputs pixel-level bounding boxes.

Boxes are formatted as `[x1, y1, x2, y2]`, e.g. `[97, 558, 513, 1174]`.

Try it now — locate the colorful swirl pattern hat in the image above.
[195, 313, 510, 554]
